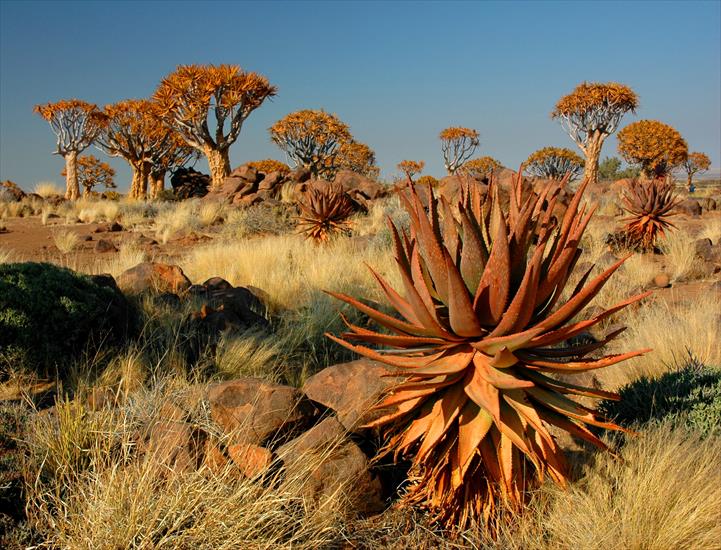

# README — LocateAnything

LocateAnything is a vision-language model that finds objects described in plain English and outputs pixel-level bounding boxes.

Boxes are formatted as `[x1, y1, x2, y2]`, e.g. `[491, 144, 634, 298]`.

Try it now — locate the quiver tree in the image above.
[336, 141, 379, 178]
[398, 160, 425, 184]
[552, 82, 638, 185]
[617, 120, 688, 180]
[523, 147, 584, 180]
[96, 100, 159, 199]
[458, 156, 502, 181]
[681, 152, 711, 191]
[154, 64, 277, 188]
[34, 100, 108, 200]
[439, 127, 480, 174]
[61, 155, 115, 196]
[270, 110, 352, 179]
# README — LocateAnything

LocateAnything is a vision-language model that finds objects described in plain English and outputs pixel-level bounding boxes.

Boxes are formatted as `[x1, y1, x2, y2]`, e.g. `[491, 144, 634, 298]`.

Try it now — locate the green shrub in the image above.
[0, 263, 136, 379]
[599, 359, 721, 436]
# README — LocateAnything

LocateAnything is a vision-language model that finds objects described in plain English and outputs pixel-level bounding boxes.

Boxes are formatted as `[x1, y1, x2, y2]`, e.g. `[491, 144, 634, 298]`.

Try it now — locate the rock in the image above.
[95, 239, 118, 253]
[207, 378, 316, 446]
[652, 273, 671, 288]
[144, 402, 206, 475]
[171, 167, 211, 199]
[109, 221, 123, 232]
[227, 443, 273, 477]
[202, 440, 228, 474]
[701, 197, 717, 211]
[202, 277, 234, 292]
[116, 262, 192, 294]
[153, 292, 182, 309]
[278, 416, 384, 515]
[301, 359, 398, 432]
[288, 166, 312, 183]
[678, 198, 702, 216]
[83, 235, 93, 241]
[258, 171, 285, 191]
[0, 180, 25, 201]
[228, 164, 261, 184]
[693, 238, 716, 262]
[334, 170, 388, 200]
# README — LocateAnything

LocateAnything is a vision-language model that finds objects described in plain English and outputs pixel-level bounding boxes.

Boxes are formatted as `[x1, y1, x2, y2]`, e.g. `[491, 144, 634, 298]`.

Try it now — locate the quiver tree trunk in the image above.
[150, 171, 165, 199]
[204, 146, 231, 189]
[64, 151, 80, 200]
[129, 162, 149, 200]
[686, 173, 693, 192]
[582, 134, 603, 185]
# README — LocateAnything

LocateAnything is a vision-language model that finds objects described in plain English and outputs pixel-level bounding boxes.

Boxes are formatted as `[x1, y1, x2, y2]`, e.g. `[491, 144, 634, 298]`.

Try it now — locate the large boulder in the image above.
[143, 401, 206, 476]
[170, 167, 211, 199]
[677, 198, 702, 217]
[116, 262, 192, 295]
[333, 170, 388, 200]
[277, 416, 385, 515]
[0, 263, 135, 379]
[301, 359, 397, 432]
[207, 378, 317, 446]
[0, 180, 25, 202]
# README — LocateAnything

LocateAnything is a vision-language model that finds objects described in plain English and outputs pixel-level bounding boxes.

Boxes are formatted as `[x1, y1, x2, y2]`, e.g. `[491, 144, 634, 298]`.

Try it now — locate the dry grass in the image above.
[600, 295, 721, 389]
[180, 234, 399, 312]
[660, 228, 704, 282]
[52, 229, 80, 254]
[532, 424, 721, 550]
[698, 217, 721, 245]
[34, 181, 63, 198]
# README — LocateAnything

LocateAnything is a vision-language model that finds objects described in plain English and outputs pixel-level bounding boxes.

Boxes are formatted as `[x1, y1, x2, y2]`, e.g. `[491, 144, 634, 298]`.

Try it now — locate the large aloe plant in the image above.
[297, 184, 356, 242]
[327, 174, 650, 527]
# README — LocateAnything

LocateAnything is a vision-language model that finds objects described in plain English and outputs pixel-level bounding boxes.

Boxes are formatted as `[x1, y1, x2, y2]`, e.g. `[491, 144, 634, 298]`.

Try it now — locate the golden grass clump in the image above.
[34, 181, 63, 198]
[53, 229, 80, 254]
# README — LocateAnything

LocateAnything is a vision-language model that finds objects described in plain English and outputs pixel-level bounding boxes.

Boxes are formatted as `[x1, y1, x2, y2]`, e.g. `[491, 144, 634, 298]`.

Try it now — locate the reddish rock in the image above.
[678, 198, 702, 216]
[258, 171, 285, 190]
[288, 166, 312, 183]
[207, 378, 315, 445]
[95, 239, 118, 253]
[227, 442, 273, 477]
[202, 440, 228, 474]
[116, 262, 192, 294]
[228, 164, 261, 184]
[301, 359, 398, 432]
[279, 417, 384, 514]
[652, 273, 671, 289]
[144, 403, 206, 475]
[334, 170, 387, 200]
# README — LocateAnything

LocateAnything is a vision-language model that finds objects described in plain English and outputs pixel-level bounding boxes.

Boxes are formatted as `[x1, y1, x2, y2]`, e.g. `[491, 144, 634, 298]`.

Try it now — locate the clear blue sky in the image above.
[1, 0, 719, 191]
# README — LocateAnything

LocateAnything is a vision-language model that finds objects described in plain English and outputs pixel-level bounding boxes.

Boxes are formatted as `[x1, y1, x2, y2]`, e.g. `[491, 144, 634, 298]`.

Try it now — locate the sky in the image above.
[1, 0, 719, 192]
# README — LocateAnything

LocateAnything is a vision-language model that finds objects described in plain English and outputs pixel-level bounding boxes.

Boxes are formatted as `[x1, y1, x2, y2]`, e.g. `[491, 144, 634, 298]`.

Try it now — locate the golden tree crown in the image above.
[524, 147, 584, 180]
[248, 159, 291, 174]
[337, 141, 378, 176]
[684, 152, 711, 173]
[617, 120, 688, 177]
[34, 99, 108, 154]
[398, 160, 425, 176]
[552, 82, 638, 117]
[61, 154, 116, 192]
[270, 110, 352, 145]
[459, 156, 501, 177]
[439, 126, 479, 141]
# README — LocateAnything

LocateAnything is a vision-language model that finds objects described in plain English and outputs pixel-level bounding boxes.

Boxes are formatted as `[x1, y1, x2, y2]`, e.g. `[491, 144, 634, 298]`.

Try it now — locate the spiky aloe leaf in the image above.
[326, 172, 650, 529]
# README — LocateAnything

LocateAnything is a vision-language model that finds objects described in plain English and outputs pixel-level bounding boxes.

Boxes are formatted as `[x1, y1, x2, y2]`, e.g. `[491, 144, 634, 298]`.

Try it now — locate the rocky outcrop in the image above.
[171, 167, 211, 199]
[116, 262, 192, 294]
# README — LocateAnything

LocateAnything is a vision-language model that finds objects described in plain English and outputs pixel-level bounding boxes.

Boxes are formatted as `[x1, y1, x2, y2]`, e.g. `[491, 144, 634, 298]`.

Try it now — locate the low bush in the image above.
[0, 263, 136, 380]
[599, 357, 721, 436]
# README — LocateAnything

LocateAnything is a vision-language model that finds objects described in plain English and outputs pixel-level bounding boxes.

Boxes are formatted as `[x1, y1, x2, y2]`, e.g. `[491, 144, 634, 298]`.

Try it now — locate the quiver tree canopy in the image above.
[34, 99, 108, 200]
[524, 147, 584, 180]
[439, 127, 480, 174]
[326, 174, 650, 529]
[552, 82, 638, 184]
[617, 120, 688, 179]
[459, 156, 502, 180]
[336, 140, 379, 178]
[269, 109, 352, 179]
[398, 160, 425, 183]
[154, 64, 277, 188]
[61, 155, 115, 196]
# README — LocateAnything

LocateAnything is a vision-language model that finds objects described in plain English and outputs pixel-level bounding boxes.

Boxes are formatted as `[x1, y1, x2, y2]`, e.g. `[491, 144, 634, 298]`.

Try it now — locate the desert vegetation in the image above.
[1, 65, 720, 550]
